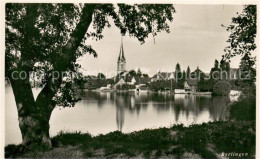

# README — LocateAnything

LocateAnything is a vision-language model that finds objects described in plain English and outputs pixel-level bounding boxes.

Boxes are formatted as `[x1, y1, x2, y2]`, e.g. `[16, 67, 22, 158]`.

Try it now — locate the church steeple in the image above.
[117, 38, 126, 75]
[118, 38, 125, 62]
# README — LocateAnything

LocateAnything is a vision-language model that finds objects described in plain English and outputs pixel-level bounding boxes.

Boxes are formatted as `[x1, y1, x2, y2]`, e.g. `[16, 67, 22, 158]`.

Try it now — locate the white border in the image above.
[0, 1, 5, 159]
[0, 0, 259, 158]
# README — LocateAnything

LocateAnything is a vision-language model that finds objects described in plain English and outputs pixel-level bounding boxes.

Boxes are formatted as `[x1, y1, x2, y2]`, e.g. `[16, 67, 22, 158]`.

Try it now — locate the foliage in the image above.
[6, 121, 255, 158]
[229, 83, 256, 121]
[128, 69, 137, 76]
[229, 95, 256, 121]
[223, 5, 256, 60]
[175, 63, 181, 72]
[238, 53, 256, 85]
[97, 73, 106, 79]
[174, 63, 181, 80]
[52, 131, 92, 146]
[142, 74, 149, 78]
[214, 59, 219, 69]
[210, 64, 221, 80]
[219, 60, 231, 80]
[209, 59, 232, 88]
[229, 79, 240, 90]
[224, 5, 256, 122]
[186, 66, 190, 78]
[148, 80, 174, 91]
[175, 63, 184, 88]
[220, 59, 230, 71]
[198, 79, 214, 92]
[213, 81, 231, 96]
[198, 72, 213, 92]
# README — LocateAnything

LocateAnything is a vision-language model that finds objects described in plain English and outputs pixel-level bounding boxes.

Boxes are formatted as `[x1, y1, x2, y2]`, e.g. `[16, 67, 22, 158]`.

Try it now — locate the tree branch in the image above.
[37, 4, 97, 107]
[55, 4, 97, 70]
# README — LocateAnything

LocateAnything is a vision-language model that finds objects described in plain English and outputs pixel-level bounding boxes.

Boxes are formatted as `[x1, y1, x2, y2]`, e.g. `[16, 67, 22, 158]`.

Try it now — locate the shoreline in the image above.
[5, 120, 255, 159]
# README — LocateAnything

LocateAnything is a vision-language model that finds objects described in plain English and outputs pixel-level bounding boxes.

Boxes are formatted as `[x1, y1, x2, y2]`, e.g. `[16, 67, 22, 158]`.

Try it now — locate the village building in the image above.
[190, 67, 205, 79]
[151, 71, 175, 82]
[184, 79, 198, 92]
[114, 75, 150, 89]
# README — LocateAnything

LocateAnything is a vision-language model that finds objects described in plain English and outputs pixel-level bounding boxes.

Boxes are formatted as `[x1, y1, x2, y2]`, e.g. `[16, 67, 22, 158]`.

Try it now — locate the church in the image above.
[113, 40, 150, 89]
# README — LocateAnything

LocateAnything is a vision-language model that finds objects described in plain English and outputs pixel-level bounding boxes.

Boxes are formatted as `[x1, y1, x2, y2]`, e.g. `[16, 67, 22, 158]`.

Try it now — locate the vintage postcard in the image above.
[0, 0, 259, 158]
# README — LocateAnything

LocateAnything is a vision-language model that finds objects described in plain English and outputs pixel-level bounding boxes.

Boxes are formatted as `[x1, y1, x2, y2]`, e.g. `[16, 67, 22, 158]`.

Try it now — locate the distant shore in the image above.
[88, 89, 240, 96]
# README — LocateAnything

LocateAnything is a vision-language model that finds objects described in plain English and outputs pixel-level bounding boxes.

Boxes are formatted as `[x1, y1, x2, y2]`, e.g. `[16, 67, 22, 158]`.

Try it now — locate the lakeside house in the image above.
[136, 86, 150, 93]
[100, 84, 112, 91]
[113, 75, 150, 89]
[174, 89, 186, 94]
[134, 76, 150, 88]
[184, 79, 198, 92]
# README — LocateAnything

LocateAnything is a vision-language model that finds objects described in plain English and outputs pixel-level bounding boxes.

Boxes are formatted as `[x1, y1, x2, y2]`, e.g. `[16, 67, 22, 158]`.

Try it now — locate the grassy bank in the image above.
[5, 121, 255, 159]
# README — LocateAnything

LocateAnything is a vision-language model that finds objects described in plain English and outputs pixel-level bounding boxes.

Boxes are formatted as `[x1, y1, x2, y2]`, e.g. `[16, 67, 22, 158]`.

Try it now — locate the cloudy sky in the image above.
[78, 4, 244, 77]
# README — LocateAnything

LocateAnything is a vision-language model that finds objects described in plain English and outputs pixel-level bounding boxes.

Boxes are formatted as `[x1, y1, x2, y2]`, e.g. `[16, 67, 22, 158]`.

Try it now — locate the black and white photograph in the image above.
[0, 1, 259, 158]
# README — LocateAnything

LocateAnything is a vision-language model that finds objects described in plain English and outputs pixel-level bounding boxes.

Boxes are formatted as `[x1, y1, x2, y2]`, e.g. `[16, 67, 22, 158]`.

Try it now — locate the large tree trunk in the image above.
[7, 4, 97, 149]
[18, 112, 52, 149]
[9, 71, 53, 149]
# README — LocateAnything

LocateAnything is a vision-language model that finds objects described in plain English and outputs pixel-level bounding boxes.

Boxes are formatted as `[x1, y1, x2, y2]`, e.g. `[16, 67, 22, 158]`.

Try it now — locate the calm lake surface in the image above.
[5, 86, 230, 145]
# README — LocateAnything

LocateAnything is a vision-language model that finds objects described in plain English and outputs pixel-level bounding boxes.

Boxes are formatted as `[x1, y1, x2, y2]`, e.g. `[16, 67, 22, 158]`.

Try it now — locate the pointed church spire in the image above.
[117, 37, 126, 75]
[118, 37, 125, 62]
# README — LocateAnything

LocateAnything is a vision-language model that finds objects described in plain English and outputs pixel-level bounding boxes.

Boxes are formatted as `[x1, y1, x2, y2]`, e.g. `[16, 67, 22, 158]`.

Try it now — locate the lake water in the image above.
[5, 87, 230, 146]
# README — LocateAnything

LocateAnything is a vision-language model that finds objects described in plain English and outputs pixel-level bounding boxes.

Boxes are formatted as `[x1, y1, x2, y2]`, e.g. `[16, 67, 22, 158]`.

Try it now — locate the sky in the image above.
[78, 4, 244, 78]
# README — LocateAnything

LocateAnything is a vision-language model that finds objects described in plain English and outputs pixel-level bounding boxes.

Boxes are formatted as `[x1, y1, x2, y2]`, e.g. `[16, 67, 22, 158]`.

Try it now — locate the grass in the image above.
[5, 121, 255, 159]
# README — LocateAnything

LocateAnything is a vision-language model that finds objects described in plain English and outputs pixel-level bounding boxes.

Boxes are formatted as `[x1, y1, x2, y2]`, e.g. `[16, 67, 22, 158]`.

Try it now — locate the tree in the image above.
[223, 5, 256, 121]
[214, 59, 219, 69]
[148, 80, 174, 91]
[182, 70, 186, 80]
[186, 66, 190, 79]
[219, 60, 230, 72]
[142, 74, 149, 78]
[210, 60, 221, 80]
[213, 81, 231, 96]
[97, 73, 106, 79]
[198, 77, 214, 92]
[222, 5, 257, 89]
[5, 3, 175, 148]
[175, 63, 181, 73]
[175, 63, 181, 81]
[223, 5, 256, 61]
[222, 5, 256, 82]
[129, 69, 137, 76]
[174, 63, 184, 88]
[220, 60, 230, 80]
[239, 53, 256, 85]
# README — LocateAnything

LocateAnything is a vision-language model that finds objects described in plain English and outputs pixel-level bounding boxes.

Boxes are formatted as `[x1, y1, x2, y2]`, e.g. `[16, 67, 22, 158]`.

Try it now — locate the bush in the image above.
[229, 84, 256, 121]
[148, 81, 174, 91]
[213, 81, 231, 96]
[229, 96, 256, 121]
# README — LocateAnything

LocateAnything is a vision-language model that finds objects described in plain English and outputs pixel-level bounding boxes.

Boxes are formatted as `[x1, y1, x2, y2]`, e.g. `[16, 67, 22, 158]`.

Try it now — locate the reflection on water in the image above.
[83, 92, 230, 132]
[5, 87, 230, 145]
